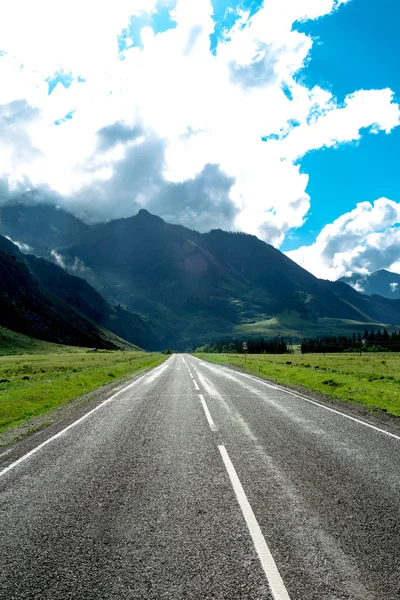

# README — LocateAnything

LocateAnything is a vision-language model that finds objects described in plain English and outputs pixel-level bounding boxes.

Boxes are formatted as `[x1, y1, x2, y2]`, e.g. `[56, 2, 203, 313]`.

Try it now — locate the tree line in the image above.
[301, 328, 400, 353]
[196, 337, 288, 354]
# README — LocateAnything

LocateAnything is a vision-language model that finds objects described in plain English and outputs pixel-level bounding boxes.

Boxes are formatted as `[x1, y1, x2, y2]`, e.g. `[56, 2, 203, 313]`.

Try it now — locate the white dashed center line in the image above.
[199, 394, 217, 432]
[219, 445, 291, 600]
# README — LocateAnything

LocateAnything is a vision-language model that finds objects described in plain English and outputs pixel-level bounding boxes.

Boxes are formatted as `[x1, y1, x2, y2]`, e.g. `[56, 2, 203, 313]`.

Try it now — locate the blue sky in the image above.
[283, 0, 400, 251]
[0, 0, 399, 279]
[114, 0, 400, 256]
[117, 0, 264, 53]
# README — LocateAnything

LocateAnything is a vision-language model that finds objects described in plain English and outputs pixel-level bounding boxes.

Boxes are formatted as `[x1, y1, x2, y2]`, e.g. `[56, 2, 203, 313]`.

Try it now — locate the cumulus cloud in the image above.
[61, 134, 236, 228]
[286, 198, 400, 280]
[97, 123, 145, 151]
[0, 0, 398, 242]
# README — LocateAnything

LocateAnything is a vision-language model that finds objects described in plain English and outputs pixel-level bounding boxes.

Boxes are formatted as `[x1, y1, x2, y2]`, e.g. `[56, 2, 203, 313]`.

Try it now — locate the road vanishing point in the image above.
[0, 355, 399, 599]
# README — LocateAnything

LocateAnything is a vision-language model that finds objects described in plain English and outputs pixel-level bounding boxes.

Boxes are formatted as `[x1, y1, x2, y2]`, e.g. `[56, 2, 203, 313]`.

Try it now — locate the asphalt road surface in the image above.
[0, 354, 399, 599]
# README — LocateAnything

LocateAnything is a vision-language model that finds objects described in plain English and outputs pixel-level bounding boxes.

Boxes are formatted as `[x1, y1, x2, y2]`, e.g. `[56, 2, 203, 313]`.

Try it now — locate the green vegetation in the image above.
[301, 329, 400, 353]
[0, 247, 137, 351]
[194, 352, 400, 417]
[0, 327, 90, 356]
[234, 312, 397, 340]
[0, 350, 166, 434]
[196, 336, 288, 354]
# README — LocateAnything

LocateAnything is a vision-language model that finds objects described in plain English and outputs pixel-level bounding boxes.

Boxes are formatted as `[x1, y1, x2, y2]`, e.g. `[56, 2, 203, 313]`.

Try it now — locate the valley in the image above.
[1, 201, 400, 351]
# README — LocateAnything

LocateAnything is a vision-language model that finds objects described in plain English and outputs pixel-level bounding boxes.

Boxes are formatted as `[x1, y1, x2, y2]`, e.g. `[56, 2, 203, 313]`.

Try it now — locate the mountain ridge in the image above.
[0, 235, 160, 349]
[2, 201, 400, 348]
[0, 248, 135, 350]
[339, 270, 400, 300]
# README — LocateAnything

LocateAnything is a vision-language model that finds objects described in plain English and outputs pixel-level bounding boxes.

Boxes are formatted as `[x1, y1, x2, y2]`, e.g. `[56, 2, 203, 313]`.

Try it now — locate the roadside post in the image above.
[242, 341, 248, 363]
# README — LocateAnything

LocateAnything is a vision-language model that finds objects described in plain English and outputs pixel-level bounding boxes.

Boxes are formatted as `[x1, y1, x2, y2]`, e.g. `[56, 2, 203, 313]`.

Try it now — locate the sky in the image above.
[0, 0, 399, 281]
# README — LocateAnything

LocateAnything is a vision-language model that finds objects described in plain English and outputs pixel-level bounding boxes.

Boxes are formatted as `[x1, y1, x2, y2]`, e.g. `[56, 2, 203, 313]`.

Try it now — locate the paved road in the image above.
[0, 354, 399, 599]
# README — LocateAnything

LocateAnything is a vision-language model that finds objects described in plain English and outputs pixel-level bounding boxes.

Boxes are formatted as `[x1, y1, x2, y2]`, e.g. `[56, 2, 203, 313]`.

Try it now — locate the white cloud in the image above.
[5, 236, 32, 253]
[286, 198, 400, 280]
[280, 89, 400, 161]
[0, 0, 397, 244]
[0, 0, 157, 77]
[50, 249, 66, 269]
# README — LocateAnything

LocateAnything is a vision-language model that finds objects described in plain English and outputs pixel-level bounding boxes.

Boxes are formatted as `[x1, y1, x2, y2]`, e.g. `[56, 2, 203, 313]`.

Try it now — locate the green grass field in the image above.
[234, 312, 397, 340]
[0, 327, 96, 356]
[0, 350, 166, 434]
[194, 352, 400, 417]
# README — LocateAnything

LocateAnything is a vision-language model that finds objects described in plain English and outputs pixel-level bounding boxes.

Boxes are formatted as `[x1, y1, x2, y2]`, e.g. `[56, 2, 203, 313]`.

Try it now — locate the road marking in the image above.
[276, 388, 400, 441]
[0, 359, 171, 479]
[192, 357, 400, 442]
[181, 356, 193, 378]
[193, 380, 200, 391]
[218, 445, 291, 600]
[197, 371, 234, 415]
[236, 372, 400, 442]
[199, 394, 217, 431]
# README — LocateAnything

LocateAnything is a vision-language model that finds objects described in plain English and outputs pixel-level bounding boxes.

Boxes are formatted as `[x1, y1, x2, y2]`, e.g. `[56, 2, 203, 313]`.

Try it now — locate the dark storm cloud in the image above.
[61, 130, 238, 231]
[0, 111, 237, 231]
[150, 163, 237, 232]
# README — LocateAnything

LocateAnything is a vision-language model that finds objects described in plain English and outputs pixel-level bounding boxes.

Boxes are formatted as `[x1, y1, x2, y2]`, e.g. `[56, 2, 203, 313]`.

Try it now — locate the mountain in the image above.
[339, 270, 400, 300]
[0, 248, 134, 349]
[0, 235, 160, 350]
[3, 201, 400, 348]
[0, 326, 89, 356]
[0, 199, 89, 255]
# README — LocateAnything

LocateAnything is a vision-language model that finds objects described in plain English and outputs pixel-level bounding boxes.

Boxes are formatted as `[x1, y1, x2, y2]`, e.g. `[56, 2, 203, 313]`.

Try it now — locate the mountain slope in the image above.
[0, 199, 89, 255]
[57, 210, 400, 345]
[3, 202, 400, 348]
[0, 326, 89, 356]
[0, 235, 160, 349]
[0, 249, 134, 349]
[339, 270, 400, 300]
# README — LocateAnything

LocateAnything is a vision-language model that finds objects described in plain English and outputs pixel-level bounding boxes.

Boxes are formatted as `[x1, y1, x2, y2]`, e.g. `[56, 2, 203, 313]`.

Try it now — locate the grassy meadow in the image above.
[0, 326, 96, 356]
[194, 352, 400, 417]
[0, 350, 166, 435]
[234, 311, 398, 339]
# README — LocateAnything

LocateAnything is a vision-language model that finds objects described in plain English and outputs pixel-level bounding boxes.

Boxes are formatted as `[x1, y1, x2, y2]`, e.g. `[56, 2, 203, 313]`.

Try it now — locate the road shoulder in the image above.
[0, 363, 163, 466]
[192, 355, 400, 438]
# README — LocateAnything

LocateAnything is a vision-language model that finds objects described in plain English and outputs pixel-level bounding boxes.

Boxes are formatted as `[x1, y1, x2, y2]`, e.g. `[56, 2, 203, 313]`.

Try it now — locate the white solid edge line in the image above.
[218, 445, 291, 600]
[240, 372, 400, 442]
[193, 380, 200, 391]
[199, 394, 217, 431]
[192, 357, 400, 442]
[0, 359, 170, 479]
